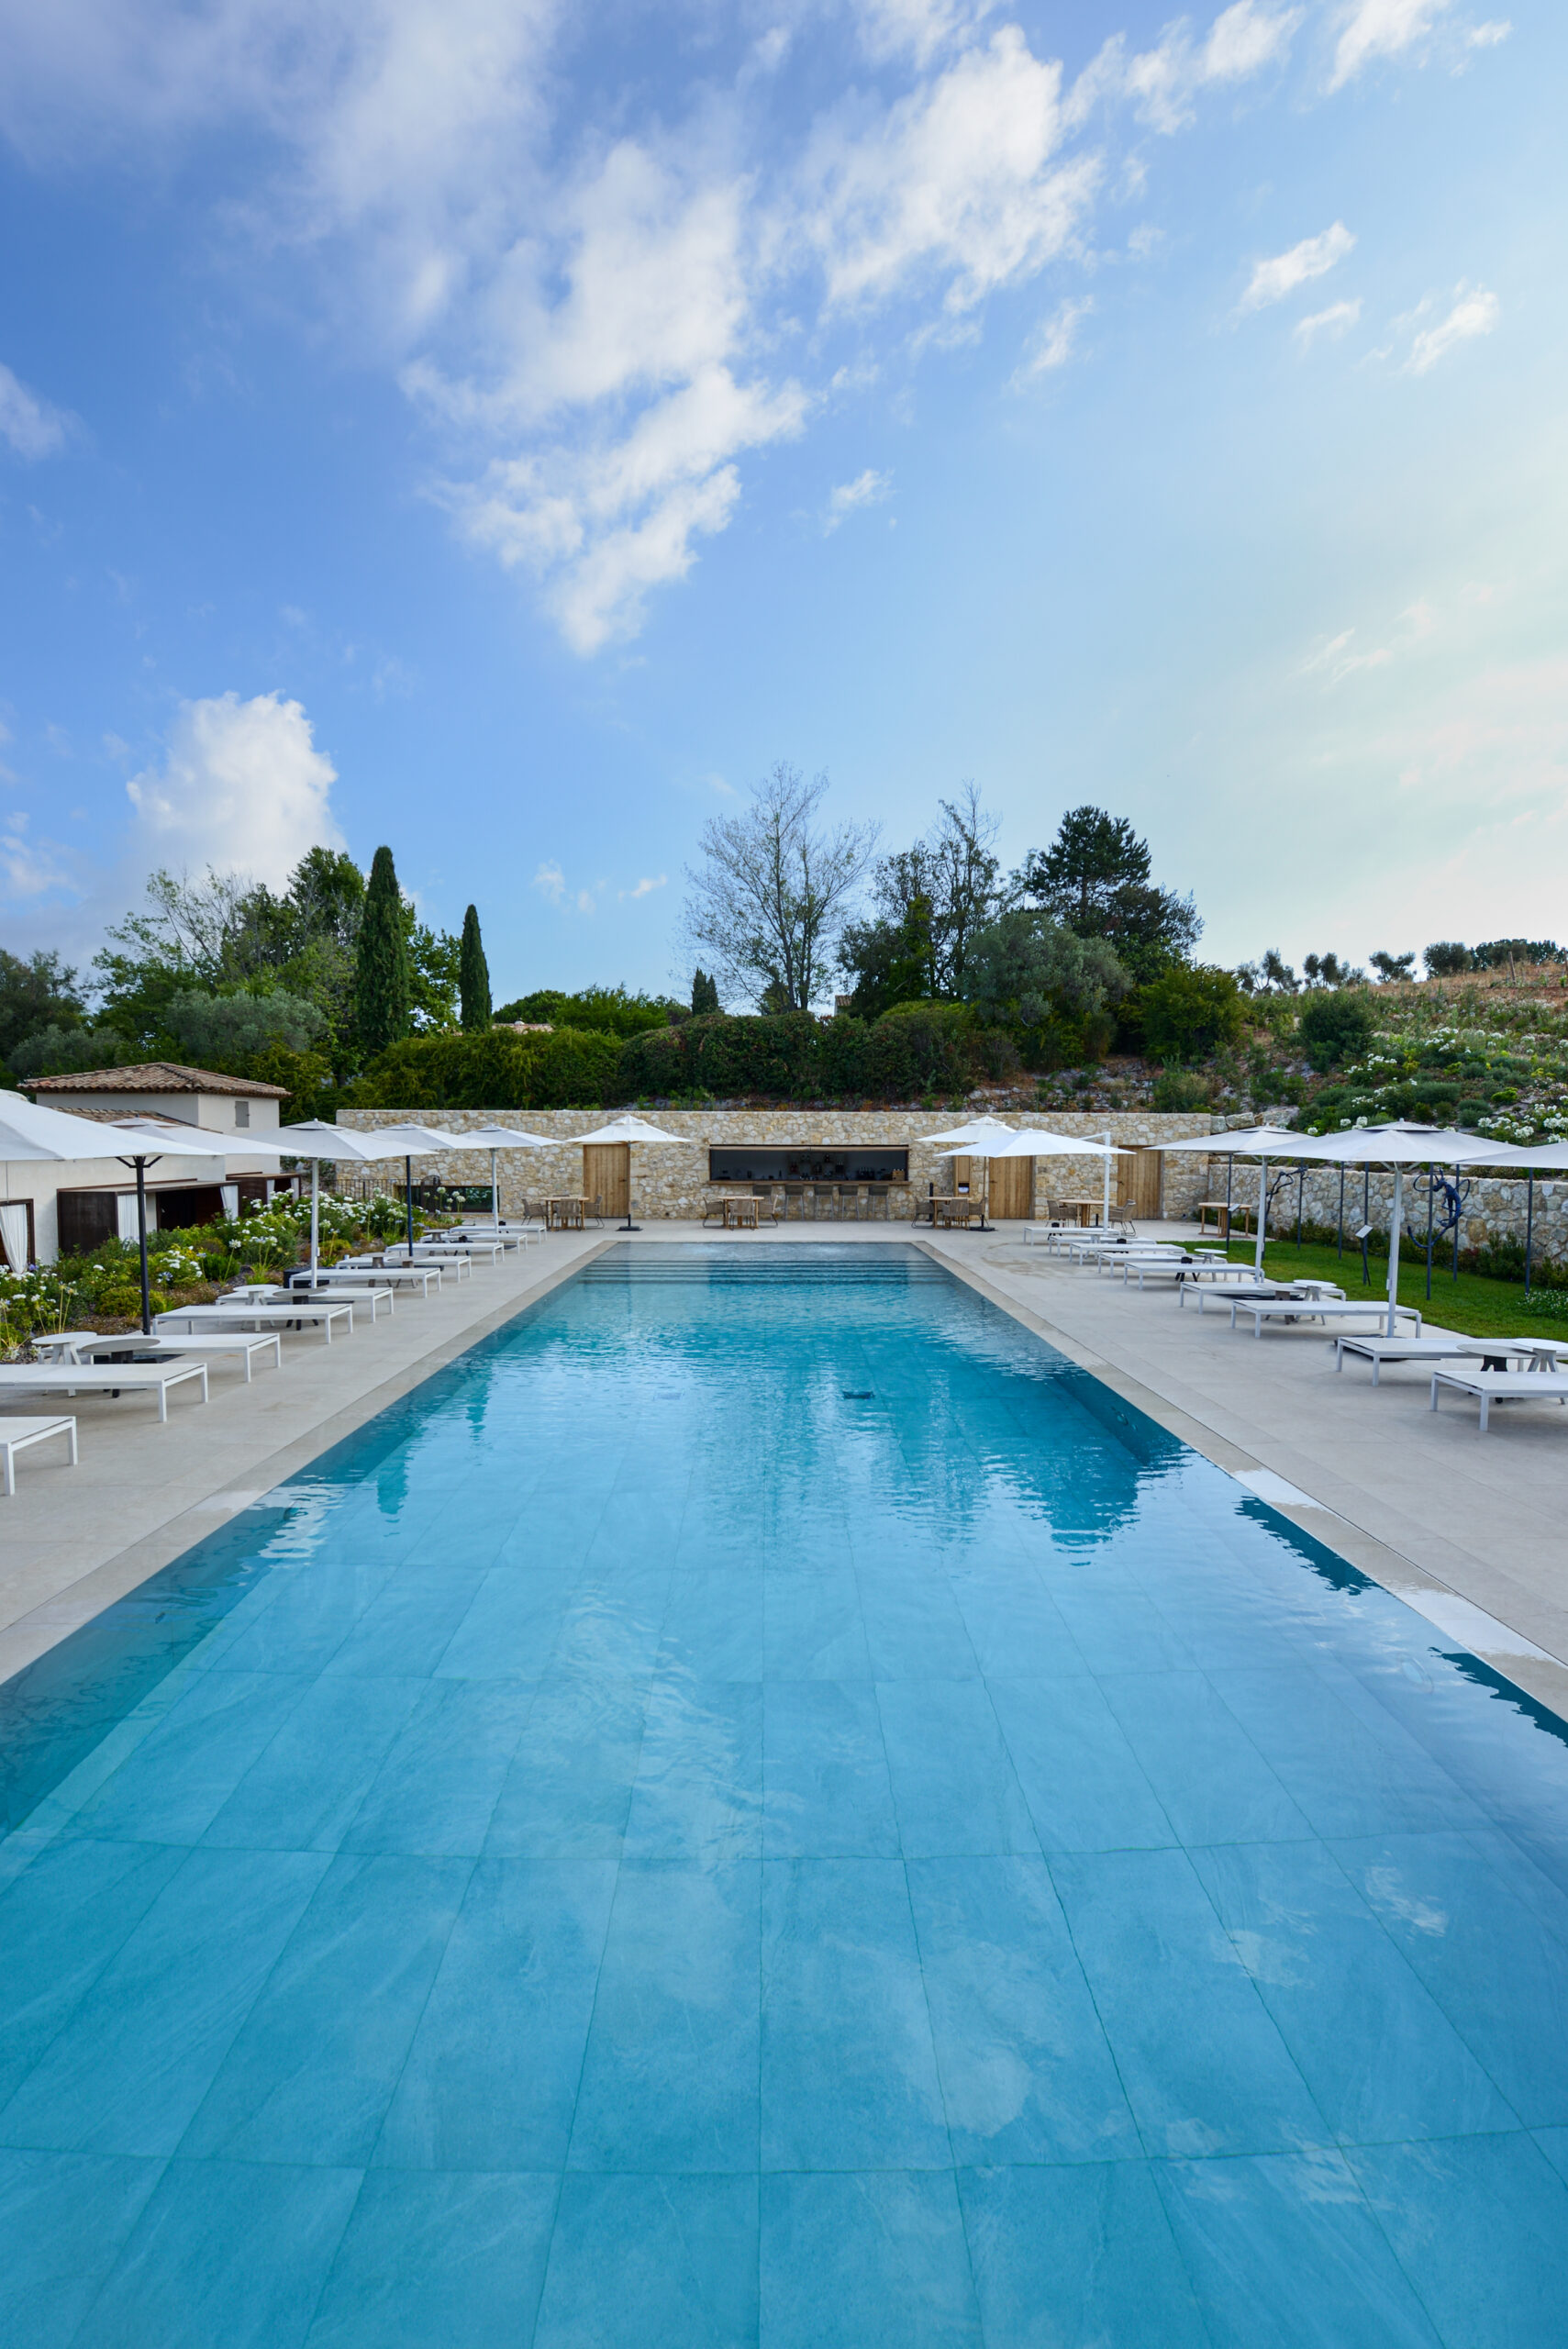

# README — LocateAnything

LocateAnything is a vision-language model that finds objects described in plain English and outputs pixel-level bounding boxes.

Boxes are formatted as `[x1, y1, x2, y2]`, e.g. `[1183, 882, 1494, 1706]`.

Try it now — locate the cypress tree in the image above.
[354, 845, 411, 1054]
[460, 904, 492, 1030]
[691, 967, 719, 1014]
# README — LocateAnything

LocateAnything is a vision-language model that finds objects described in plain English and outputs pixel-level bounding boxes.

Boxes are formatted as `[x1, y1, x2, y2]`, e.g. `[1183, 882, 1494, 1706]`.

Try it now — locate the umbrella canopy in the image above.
[923, 1116, 1018, 1147]
[574, 1115, 691, 1146]
[0, 1098, 297, 1332]
[1268, 1123, 1505, 1333]
[936, 1130, 1126, 1160]
[272, 1120, 444, 1279]
[1152, 1126, 1330, 1270]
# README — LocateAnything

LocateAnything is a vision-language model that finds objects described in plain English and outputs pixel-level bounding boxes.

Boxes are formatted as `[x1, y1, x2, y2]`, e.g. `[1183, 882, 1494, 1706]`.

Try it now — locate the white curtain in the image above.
[0, 1201, 28, 1269]
[220, 1184, 239, 1216]
[117, 1194, 139, 1241]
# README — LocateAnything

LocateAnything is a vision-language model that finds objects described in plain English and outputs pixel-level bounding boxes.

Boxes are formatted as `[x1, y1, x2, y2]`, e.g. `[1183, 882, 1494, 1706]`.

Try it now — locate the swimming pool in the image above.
[3, 1241, 1568, 2345]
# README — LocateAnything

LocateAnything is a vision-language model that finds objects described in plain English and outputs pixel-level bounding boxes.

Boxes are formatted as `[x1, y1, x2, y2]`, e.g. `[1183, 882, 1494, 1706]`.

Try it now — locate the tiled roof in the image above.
[26, 1061, 291, 1099]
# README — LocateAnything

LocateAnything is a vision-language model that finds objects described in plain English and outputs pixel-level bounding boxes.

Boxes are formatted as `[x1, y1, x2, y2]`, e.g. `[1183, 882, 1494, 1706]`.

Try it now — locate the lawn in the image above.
[1195, 1231, 1566, 1340]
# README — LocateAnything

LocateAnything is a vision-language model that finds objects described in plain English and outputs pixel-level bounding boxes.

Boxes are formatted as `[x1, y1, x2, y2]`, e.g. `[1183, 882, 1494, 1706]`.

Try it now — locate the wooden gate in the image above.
[1118, 1146, 1163, 1221]
[583, 1142, 629, 1219]
[988, 1154, 1035, 1219]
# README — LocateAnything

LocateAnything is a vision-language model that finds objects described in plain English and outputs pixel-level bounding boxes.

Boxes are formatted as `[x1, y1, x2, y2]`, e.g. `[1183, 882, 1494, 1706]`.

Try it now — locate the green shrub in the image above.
[1296, 990, 1374, 1069]
[1138, 965, 1245, 1063]
[1151, 1069, 1214, 1111]
[357, 1026, 622, 1109]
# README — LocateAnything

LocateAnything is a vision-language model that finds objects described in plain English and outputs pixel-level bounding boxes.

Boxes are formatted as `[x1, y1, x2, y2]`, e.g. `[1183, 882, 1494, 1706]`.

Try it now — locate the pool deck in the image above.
[2, 1220, 1564, 1720]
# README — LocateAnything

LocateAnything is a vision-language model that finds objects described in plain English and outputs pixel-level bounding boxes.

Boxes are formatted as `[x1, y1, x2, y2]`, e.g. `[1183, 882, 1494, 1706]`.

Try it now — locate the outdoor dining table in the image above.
[930, 1197, 984, 1229]
[722, 1196, 762, 1229]
[1054, 1197, 1103, 1226]
[545, 1197, 589, 1230]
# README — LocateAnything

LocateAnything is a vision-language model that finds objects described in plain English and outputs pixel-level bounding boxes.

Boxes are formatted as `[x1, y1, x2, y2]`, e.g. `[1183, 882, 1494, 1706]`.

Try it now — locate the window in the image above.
[707, 1146, 909, 1184]
[235, 1099, 250, 1128]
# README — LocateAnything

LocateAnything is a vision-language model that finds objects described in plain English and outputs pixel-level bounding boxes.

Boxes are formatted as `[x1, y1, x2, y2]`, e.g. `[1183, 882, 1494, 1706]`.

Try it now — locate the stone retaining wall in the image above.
[338, 1108, 1218, 1221]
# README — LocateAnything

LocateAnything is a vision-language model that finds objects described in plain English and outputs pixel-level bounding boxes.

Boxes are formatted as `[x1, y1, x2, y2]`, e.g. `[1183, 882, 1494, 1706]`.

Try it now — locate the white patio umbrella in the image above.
[1462, 1138, 1568, 1294]
[271, 1120, 440, 1285]
[0, 1096, 296, 1333]
[923, 1116, 1018, 1146]
[573, 1114, 694, 1231]
[456, 1124, 558, 1228]
[363, 1121, 471, 1252]
[1153, 1127, 1328, 1272]
[1291, 1123, 1509, 1336]
[935, 1127, 1127, 1231]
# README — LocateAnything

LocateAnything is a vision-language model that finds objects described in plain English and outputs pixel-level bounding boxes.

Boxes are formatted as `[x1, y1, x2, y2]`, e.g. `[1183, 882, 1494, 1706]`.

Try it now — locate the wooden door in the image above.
[583, 1143, 629, 1218]
[989, 1154, 1034, 1219]
[950, 1154, 975, 1197]
[1118, 1146, 1162, 1220]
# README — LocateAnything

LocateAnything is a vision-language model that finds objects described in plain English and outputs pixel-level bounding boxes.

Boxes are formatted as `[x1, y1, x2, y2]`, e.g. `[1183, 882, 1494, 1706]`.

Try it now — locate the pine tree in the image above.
[690, 967, 719, 1015]
[460, 904, 492, 1030]
[354, 845, 411, 1054]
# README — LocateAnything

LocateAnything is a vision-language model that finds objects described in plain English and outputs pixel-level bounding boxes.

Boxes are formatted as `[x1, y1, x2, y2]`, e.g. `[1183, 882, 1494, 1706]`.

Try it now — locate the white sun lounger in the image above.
[383, 1248, 473, 1279]
[0, 1360, 208, 1419]
[1429, 1368, 1568, 1431]
[273, 1282, 394, 1321]
[1188, 1280, 1318, 1313]
[332, 1262, 445, 1295]
[32, 1330, 284, 1381]
[1230, 1297, 1419, 1337]
[158, 1300, 355, 1344]
[1333, 1336, 1476, 1384]
[0, 1415, 78, 1495]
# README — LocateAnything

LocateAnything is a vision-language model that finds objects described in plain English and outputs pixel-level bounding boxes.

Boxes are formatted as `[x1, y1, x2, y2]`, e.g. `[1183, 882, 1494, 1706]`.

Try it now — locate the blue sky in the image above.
[1, 0, 1560, 1004]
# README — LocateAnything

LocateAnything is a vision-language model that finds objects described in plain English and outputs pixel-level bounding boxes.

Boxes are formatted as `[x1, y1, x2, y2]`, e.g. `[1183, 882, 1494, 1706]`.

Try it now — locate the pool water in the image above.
[3, 1241, 1568, 2347]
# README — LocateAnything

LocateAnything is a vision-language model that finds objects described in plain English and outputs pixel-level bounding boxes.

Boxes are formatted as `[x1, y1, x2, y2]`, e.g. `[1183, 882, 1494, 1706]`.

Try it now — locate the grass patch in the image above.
[1195, 1231, 1559, 1340]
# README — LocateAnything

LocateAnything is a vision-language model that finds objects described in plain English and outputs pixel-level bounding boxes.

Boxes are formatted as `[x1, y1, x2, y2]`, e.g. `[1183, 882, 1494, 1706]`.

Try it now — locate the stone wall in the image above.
[338, 1108, 1219, 1221]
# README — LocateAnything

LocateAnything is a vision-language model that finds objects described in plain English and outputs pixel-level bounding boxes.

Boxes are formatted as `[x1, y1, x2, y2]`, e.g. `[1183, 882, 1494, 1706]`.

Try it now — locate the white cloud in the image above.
[620, 873, 667, 900]
[855, 0, 994, 67]
[824, 467, 892, 531]
[1113, 2, 1303, 135]
[124, 691, 342, 885]
[0, 359, 73, 459]
[1466, 20, 1510, 45]
[1294, 296, 1362, 345]
[804, 28, 1097, 317]
[1328, 0, 1445, 89]
[532, 859, 566, 903]
[1240, 220, 1354, 310]
[1014, 295, 1093, 378]
[1407, 282, 1498, 373]
[0, 810, 74, 898]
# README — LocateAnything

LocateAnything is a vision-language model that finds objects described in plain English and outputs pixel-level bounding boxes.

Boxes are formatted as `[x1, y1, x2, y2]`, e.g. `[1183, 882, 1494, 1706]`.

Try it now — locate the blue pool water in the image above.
[3, 1241, 1568, 2346]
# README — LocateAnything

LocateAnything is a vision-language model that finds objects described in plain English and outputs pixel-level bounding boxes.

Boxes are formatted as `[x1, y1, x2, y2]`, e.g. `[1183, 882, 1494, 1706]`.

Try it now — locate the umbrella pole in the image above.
[1386, 1167, 1404, 1338]
[1525, 1174, 1534, 1297]
[492, 1149, 500, 1231]
[310, 1158, 321, 1285]
[406, 1155, 416, 1253]
[135, 1158, 152, 1335]
[1102, 1131, 1111, 1230]
[1225, 1152, 1233, 1244]
[623, 1148, 639, 1232]
[1337, 1164, 1345, 1259]
[1254, 1161, 1267, 1273]
[1296, 1161, 1304, 1251]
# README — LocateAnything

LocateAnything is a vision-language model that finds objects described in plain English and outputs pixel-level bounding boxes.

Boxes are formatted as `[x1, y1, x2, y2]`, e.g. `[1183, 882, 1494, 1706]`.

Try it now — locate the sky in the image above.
[0, 0, 1562, 1007]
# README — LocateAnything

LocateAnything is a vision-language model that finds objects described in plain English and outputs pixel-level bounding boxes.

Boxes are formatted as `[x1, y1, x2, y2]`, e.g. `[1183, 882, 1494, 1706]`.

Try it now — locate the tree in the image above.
[1017, 806, 1199, 982]
[690, 968, 720, 1015]
[1303, 952, 1363, 987]
[1369, 950, 1416, 984]
[962, 910, 1129, 1026]
[459, 905, 491, 1031]
[1236, 949, 1299, 996]
[682, 763, 877, 1011]
[10, 1026, 138, 1083]
[1139, 964, 1245, 1063]
[840, 893, 937, 1019]
[163, 988, 327, 1065]
[1297, 990, 1374, 1069]
[1424, 941, 1473, 976]
[0, 948, 85, 1065]
[865, 784, 1006, 998]
[354, 845, 411, 1053]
